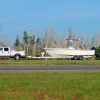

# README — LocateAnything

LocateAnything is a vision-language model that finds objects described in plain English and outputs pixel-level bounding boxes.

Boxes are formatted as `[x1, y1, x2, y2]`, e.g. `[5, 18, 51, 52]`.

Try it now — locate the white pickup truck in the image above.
[0, 47, 25, 60]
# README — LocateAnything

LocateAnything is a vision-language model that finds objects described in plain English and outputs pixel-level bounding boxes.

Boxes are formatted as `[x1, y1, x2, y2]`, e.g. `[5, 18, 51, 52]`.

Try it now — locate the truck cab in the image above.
[0, 47, 25, 60]
[0, 47, 10, 58]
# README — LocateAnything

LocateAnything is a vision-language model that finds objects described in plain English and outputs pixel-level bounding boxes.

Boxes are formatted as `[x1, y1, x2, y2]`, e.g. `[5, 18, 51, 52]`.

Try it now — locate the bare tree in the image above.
[92, 33, 100, 47]
[44, 29, 57, 48]
[0, 33, 8, 47]
[58, 36, 66, 48]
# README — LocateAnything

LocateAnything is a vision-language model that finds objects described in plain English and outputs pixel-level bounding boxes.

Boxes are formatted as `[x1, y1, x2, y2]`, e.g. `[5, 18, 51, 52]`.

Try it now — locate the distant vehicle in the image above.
[0, 47, 25, 60]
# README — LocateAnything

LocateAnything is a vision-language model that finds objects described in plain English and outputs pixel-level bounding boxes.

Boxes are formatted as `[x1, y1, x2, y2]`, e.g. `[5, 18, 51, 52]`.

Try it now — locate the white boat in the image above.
[44, 47, 95, 59]
[44, 31, 95, 60]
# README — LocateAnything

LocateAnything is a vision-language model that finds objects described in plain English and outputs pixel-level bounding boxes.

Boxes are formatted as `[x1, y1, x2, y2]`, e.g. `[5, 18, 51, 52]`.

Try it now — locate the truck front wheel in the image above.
[14, 54, 20, 60]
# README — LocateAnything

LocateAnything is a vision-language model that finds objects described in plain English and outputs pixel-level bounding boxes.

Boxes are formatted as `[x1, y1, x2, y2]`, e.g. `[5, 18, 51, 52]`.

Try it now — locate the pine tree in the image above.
[23, 31, 29, 55]
[14, 35, 20, 50]
[28, 35, 35, 56]
[35, 37, 42, 56]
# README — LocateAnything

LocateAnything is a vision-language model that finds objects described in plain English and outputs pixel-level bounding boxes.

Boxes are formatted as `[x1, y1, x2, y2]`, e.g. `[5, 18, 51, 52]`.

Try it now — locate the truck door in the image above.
[3, 47, 10, 57]
[0, 48, 3, 57]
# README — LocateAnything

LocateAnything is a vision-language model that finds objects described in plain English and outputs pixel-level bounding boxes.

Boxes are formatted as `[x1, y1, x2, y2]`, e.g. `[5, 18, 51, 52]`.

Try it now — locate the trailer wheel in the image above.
[79, 56, 83, 60]
[74, 56, 78, 60]
[14, 54, 20, 60]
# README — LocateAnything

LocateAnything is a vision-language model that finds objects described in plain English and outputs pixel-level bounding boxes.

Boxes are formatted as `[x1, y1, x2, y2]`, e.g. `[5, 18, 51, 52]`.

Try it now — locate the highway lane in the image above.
[0, 66, 100, 72]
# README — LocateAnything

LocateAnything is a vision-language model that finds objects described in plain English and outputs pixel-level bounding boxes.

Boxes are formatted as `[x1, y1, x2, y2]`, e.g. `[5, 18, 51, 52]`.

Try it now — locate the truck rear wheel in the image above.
[74, 56, 78, 60]
[14, 54, 20, 60]
[79, 56, 83, 60]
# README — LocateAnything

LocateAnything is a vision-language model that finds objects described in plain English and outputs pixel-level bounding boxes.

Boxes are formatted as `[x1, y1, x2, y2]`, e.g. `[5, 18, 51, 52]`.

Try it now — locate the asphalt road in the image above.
[0, 66, 100, 72]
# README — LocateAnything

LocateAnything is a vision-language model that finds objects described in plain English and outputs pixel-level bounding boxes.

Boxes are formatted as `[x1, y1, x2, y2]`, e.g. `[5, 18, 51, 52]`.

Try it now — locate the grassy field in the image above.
[0, 72, 100, 100]
[0, 59, 100, 66]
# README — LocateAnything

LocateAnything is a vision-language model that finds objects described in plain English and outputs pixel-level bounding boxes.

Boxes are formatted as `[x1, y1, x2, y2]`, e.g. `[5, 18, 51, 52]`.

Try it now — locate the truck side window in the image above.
[4, 48, 9, 51]
[0, 48, 3, 52]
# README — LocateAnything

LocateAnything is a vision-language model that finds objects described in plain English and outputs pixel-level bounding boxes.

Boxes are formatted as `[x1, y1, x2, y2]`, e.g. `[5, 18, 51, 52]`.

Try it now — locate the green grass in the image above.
[0, 72, 100, 100]
[0, 59, 100, 66]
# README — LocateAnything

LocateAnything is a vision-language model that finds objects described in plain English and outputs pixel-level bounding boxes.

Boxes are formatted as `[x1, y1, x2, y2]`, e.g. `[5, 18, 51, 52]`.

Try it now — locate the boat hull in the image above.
[44, 48, 95, 58]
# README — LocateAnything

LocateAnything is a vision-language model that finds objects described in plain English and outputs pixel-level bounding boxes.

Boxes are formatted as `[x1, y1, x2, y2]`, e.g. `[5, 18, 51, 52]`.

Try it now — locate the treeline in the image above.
[0, 29, 100, 57]
[13, 31, 43, 56]
[13, 30, 61, 56]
